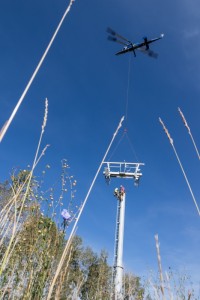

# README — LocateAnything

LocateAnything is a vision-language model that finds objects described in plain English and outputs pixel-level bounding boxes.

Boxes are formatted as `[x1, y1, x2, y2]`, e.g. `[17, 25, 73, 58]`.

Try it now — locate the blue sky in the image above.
[0, 0, 200, 293]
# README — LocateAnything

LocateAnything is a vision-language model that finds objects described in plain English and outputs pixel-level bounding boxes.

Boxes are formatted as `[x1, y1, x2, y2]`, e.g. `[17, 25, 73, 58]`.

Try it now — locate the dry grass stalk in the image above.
[0, 99, 49, 275]
[147, 278, 160, 300]
[155, 234, 166, 300]
[165, 271, 173, 300]
[54, 245, 73, 299]
[159, 117, 200, 216]
[0, 0, 76, 143]
[74, 275, 85, 299]
[178, 107, 200, 160]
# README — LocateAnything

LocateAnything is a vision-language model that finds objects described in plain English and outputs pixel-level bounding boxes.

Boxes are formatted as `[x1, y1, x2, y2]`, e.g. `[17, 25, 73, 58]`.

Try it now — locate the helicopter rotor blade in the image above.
[107, 27, 116, 35]
[147, 50, 158, 58]
[107, 27, 130, 43]
[107, 35, 128, 46]
[138, 47, 158, 58]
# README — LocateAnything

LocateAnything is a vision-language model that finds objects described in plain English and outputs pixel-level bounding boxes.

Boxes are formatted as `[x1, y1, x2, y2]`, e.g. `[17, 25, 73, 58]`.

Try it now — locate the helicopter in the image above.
[107, 27, 164, 58]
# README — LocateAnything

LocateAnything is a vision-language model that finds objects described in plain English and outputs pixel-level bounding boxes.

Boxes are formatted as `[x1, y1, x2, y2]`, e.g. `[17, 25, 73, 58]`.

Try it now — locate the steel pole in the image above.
[114, 192, 126, 300]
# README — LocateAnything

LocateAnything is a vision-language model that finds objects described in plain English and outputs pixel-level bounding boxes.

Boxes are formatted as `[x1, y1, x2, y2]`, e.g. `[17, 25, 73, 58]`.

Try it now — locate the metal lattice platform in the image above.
[103, 161, 144, 184]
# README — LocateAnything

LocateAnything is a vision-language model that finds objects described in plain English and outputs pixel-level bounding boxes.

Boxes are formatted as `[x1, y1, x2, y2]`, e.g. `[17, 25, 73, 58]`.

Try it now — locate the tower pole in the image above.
[103, 162, 144, 300]
[114, 189, 126, 300]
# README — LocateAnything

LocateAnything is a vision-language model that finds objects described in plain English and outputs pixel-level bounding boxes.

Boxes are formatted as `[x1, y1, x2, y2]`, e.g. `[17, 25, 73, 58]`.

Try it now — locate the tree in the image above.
[124, 273, 144, 300]
[80, 249, 111, 300]
[0, 211, 64, 299]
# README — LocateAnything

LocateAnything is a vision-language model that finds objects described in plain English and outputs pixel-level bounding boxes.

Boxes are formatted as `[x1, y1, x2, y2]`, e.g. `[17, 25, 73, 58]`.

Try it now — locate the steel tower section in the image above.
[113, 189, 126, 299]
[103, 162, 144, 300]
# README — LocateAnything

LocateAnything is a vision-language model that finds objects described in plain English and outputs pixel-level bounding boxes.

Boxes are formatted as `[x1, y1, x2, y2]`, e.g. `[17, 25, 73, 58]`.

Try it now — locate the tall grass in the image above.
[0, 101, 117, 299]
[143, 234, 199, 300]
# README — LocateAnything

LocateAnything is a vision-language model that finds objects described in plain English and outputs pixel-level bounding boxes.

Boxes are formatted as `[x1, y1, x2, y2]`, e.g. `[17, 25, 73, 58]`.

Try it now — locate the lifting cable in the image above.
[125, 53, 132, 121]
[107, 129, 126, 161]
[108, 128, 139, 162]
[124, 131, 139, 162]
[108, 53, 140, 162]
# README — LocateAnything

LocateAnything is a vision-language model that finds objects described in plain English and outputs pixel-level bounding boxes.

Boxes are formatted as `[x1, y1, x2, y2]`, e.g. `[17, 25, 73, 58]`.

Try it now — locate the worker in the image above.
[120, 185, 125, 195]
[114, 188, 119, 197]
